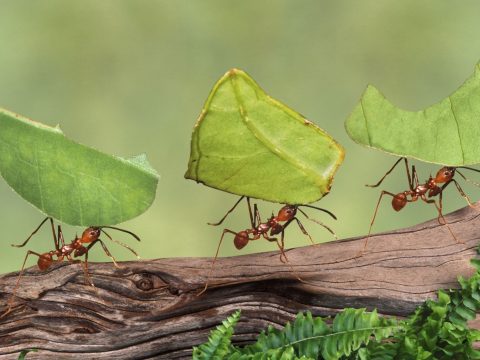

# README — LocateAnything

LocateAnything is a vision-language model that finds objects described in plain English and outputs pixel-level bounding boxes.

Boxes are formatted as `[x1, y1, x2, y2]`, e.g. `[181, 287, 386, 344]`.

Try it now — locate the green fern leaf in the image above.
[192, 310, 241, 360]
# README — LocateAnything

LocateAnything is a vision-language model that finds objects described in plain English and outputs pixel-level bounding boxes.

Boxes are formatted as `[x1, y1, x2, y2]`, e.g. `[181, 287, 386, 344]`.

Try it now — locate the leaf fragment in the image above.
[0, 108, 159, 226]
[185, 69, 344, 204]
[345, 62, 480, 166]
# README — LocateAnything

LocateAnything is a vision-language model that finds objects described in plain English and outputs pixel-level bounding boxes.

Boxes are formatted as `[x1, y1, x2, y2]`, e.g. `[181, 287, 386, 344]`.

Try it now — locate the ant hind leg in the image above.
[358, 190, 398, 257]
[198, 229, 238, 296]
[1, 250, 44, 318]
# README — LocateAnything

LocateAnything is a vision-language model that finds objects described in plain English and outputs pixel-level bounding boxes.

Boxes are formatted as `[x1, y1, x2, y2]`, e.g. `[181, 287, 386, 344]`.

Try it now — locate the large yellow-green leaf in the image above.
[185, 69, 344, 204]
[0, 108, 159, 226]
[345, 62, 480, 166]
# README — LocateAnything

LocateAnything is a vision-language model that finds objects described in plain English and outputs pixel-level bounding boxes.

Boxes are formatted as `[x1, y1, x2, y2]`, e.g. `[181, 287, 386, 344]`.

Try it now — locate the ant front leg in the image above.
[367, 157, 408, 188]
[208, 196, 246, 226]
[100, 230, 140, 258]
[12, 217, 59, 250]
[450, 179, 477, 208]
[87, 239, 120, 268]
[297, 208, 337, 239]
[280, 216, 316, 246]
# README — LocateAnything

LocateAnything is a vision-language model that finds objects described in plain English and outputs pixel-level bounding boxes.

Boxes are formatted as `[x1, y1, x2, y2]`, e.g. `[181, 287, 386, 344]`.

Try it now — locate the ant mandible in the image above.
[2, 217, 140, 317]
[360, 157, 479, 255]
[200, 196, 337, 294]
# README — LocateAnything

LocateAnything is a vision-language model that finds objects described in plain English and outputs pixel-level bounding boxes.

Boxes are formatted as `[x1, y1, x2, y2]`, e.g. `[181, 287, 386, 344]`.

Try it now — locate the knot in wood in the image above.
[135, 273, 155, 291]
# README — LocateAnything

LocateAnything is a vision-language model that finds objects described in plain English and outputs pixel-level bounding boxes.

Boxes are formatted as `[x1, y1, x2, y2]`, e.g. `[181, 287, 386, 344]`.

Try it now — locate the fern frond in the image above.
[192, 310, 241, 360]
[237, 309, 399, 360]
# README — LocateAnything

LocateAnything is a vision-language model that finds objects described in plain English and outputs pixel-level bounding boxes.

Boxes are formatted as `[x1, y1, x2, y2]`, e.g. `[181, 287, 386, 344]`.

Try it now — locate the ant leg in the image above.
[87, 239, 120, 268]
[12, 217, 57, 249]
[247, 197, 256, 228]
[450, 178, 477, 208]
[410, 164, 419, 191]
[77, 252, 95, 287]
[297, 208, 337, 239]
[281, 216, 315, 245]
[358, 190, 398, 257]
[100, 230, 140, 258]
[208, 196, 245, 226]
[198, 229, 238, 295]
[253, 202, 262, 228]
[57, 225, 66, 248]
[265, 232, 307, 283]
[293, 217, 315, 245]
[366, 157, 407, 188]
[423, 196, 463, 244]
[263, 233, 288, 263]
[1, 250, 44, 318]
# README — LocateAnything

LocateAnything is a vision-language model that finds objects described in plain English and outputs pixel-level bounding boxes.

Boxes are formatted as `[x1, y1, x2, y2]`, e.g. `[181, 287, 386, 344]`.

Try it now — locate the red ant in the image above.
[360, 157, 479, 255]
[1, 217, 140, 317]
[200, 196, 337, 293]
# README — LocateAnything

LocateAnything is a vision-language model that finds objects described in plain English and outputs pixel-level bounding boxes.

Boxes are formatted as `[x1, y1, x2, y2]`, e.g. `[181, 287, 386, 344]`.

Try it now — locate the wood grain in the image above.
[0, 204, 479, 359]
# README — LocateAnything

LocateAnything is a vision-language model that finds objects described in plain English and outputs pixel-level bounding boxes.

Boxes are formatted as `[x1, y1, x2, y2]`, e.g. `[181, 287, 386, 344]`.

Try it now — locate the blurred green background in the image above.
[1, 0, 480, 275]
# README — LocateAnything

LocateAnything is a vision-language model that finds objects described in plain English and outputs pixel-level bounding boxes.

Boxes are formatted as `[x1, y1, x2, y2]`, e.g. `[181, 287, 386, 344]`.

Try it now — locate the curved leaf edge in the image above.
[345, 61, 480, 166]
[0, 107, 160, 226]
[186, 68, 345, 205]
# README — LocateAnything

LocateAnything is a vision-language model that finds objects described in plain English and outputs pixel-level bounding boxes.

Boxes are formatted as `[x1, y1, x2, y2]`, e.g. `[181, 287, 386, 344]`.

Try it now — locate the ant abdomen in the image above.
[392, 193, 407, 211]
[38, 253, 53, 271]
[234, 231, 249, 249]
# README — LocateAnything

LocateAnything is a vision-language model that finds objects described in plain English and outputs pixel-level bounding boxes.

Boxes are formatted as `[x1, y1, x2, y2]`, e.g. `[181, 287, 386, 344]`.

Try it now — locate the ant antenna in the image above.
[99, 226, 141, 241]
[457, 167, 480, 188]
[298, 204, 337, 220]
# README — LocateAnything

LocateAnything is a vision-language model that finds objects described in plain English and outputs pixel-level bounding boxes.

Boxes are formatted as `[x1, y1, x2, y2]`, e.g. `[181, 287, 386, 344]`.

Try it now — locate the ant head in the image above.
[277, 205, 297, 221]
[435, 167, 455, 183]
[80, 227, 101, 243]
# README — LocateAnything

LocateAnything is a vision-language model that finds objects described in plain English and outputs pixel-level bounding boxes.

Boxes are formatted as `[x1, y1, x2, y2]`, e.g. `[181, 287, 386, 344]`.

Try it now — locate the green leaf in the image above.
[185, 69, 344, 204]
[345, 61, 480, 166]
[192, 310, 241, 359]
[18, 349, 38, 360]
[0, 108, 159, 226]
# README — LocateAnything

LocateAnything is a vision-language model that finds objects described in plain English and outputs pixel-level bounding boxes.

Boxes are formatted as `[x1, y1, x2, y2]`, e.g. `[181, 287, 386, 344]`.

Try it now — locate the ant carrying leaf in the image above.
[1, 217, 140, 318]
[200, 196, 337, 294]
[360, 157, 479, 255]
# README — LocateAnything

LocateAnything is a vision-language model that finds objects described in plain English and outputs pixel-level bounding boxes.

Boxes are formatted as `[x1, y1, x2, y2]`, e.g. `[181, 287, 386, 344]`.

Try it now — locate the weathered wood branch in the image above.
[1, 204, 480, 359]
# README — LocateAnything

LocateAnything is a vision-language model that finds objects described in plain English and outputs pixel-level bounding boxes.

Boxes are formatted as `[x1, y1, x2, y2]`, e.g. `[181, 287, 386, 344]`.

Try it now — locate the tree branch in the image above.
[0, 204, 479, 359]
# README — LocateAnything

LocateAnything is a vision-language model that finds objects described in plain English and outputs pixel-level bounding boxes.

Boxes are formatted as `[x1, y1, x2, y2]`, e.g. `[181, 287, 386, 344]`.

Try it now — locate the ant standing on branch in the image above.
[1, 217, 140, 317]
[360, 157, 480, 255]
[200, 196, 337, 294]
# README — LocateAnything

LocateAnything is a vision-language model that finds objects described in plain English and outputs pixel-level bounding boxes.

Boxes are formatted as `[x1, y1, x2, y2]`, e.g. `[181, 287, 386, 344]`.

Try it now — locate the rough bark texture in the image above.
[0, 204, 479, 359]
